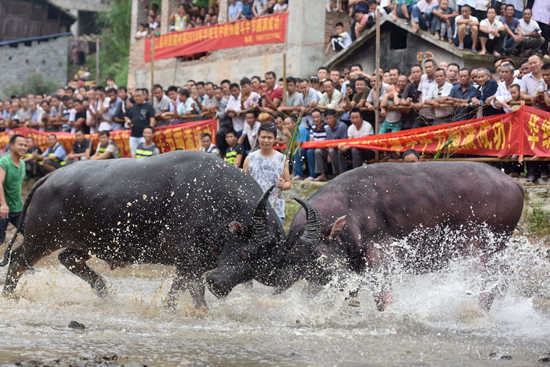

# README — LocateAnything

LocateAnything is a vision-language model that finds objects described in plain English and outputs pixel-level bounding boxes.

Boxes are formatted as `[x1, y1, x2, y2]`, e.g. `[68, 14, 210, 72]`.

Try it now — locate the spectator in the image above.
[417, 59, 437, 127]
[431, 0, 457, 42]
[135, 126, 160, 158]
[411, 0, 438, 33]
[326, 22, 353, 54]
[259, 71, 283, 114]
[291, 116, 312, 179]
[479, 7, 505, 56]
[199, 132, 220, 156]
[253, 0, 269, 17]
[487, 62, 516, 113]
[454, 5, 479, 52]
[354, 4, 374, 37]
[424, 67, 454, 124]
[380, 85, 403, 132]
[516, 8, 544, 56]
[223, 130, 244, 167]
[402, 149, 420, 162]
[278, 77, 304, 116]
[298, 78, 321, 129]
[66, 129, 92, 162]
[340, 107, 374, 168]
[273, 0, 288, 14]
[35, 134, 67, 173]
[170, 3, 189, 31]
[392, 0, 414, 23]
[152, 84, 172, 126]
[176, 89, 200, 118]
[401, 65, 423, 129]
[135, 23, 149, 40]
[449, 68, 481, 120]
[228, 0, 243, 21]
[23, 136, 41, 178]
[501, 4, 520, 55]
[124, 89, 156, 157]
[316, 109, 347, 180]
[0, 134, 27, 245]
[91, 131, 120, 160]
[319, 80, 343, 111]
[68, 99, 87, 133]
[239, 110, 261, 153]
[476, 67, 499, 115]
[225, 83, 244, 135]
[240, 78, 261, 114]
[543, 63, 550, 110]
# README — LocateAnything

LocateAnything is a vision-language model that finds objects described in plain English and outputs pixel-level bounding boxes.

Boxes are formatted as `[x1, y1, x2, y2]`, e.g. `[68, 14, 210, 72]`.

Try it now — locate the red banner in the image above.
[303, 106, 550, 158]
[144, 13, 288, 62]
[0, 119, 217, 158]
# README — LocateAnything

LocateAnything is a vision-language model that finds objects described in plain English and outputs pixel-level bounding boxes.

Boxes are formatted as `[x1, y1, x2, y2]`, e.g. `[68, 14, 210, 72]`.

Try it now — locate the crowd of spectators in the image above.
[2, 46, 550, 182]
[135, 0, 290, 40]
[326, 0, 550, 60]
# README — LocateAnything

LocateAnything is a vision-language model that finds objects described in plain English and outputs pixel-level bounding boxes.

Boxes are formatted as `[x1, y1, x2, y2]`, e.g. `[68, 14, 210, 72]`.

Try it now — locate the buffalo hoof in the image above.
[68, 320, 86, 330]
[375, 291, 393, 312]
[93, 279, 108, 298]
[348, 299, 361, 307]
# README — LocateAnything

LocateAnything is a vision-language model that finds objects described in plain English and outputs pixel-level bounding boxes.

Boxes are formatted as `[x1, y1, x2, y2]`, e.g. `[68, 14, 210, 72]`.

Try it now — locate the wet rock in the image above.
[68, 320, 86, 330]
[7, 355, 146, 367]
[489, 352, 512, 360]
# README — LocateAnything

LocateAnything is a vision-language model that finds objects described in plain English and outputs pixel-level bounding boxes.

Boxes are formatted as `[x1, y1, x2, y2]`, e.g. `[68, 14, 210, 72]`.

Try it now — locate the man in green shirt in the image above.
[0, 134, 27, 244]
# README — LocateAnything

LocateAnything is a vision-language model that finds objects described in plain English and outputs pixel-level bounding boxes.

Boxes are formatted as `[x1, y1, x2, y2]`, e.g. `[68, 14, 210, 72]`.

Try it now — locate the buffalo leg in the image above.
[58, 248, 108, 298]
[3, 242, 57, 297]
[165, 271, 187, 311]
[188, 278, 207, 309]
[165, 269, 207, 310]
[366, 245, 393, 312]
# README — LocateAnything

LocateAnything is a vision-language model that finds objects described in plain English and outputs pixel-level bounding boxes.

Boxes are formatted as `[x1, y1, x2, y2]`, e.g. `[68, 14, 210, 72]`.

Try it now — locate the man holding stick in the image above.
[243, 123, 291, 223]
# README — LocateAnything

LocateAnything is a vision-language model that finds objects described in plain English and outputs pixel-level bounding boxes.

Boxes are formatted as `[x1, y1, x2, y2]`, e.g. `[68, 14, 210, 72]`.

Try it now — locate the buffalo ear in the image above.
[229, 221, 244, 234]
[328, 216, 347, 240]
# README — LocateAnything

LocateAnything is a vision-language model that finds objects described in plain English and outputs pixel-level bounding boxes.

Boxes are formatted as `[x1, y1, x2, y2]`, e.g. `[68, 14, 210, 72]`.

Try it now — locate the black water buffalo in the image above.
[1, 151, 315, 309]
[207, 162, 524, 311]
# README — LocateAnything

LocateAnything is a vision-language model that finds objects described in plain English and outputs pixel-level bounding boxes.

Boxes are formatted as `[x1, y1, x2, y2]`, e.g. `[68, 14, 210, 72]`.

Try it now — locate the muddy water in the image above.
[0, 236, 549, 366]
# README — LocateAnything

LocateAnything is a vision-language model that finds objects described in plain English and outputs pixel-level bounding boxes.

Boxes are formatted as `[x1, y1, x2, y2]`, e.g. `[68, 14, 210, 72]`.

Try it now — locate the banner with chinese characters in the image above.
[0, 119, 217, 158]
[144, 13, 288, 62]
[302, 106, 550, 158]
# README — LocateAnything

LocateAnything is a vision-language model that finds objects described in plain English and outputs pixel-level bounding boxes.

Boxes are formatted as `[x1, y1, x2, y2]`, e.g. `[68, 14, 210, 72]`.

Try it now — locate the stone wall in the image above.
[0, 36, 70, 98]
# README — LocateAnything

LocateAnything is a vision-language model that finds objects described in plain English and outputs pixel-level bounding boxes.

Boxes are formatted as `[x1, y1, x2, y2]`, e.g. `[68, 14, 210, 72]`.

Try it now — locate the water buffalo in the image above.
[0, 151, 316, 309]
[207, 162, 524, 311]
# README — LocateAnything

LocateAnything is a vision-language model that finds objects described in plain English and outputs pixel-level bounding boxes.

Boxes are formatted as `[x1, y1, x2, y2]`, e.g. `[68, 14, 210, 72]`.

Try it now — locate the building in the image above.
[127, 0, 326, 89]
[326, 18, 495, 73]
[49, 0, 112, 36]
[0, 0, 75, 98]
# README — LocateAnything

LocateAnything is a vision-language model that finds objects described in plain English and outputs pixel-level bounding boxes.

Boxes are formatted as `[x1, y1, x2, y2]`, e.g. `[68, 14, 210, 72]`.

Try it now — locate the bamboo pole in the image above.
[150, 35, 155, 94]
[374, 8, 381, 160]
[95, 37, 100, 86]
[282, 52, 287, 105]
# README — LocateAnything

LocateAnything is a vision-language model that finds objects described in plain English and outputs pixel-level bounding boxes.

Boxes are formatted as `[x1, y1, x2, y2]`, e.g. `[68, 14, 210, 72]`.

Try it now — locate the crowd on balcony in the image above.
[326, 0, 549, 60]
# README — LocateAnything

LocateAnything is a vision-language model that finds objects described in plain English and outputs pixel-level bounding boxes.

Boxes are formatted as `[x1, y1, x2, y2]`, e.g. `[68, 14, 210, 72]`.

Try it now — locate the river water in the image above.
[0, 235, 549, 366]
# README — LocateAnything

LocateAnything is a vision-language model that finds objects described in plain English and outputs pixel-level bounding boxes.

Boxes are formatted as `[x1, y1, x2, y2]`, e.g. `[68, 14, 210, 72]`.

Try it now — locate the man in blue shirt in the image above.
[228, 0, 243, 22]
[449, 68, 481, 121]
[34, 134, 67, 174]
[314, 109, 348, 181]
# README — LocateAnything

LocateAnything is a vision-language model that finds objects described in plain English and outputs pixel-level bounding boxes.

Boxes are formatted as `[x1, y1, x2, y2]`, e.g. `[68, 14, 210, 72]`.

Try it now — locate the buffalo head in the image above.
[206, 187, 322, 298]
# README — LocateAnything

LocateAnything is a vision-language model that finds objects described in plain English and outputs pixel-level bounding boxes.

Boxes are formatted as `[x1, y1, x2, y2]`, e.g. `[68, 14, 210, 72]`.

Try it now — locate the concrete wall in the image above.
[128, 0, 326, 88]
[49, 0, 111, 12]
[0, 36, 70, 98]
[332, 24, 465, 73]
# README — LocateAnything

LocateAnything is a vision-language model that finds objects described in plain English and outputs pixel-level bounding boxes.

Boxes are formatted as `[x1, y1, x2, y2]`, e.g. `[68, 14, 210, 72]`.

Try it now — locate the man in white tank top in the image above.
[243, 122, 291, 222]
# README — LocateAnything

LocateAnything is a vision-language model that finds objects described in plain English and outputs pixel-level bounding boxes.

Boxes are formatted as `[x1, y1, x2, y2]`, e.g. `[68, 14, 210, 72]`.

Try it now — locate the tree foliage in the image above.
[92, 0, 131, 86]
[4, 72, 58, 97]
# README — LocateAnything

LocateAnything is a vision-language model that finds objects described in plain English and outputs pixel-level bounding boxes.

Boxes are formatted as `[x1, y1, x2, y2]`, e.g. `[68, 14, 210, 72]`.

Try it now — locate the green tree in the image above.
[90, 0, 131, 86]
[4, 72, 58, 97]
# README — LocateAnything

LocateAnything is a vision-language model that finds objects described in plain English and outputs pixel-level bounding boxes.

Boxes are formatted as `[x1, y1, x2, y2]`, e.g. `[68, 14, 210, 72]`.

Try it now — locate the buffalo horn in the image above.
[252, 185, 276, 246]
[294, 198, 322, 246]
